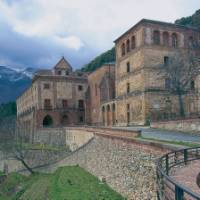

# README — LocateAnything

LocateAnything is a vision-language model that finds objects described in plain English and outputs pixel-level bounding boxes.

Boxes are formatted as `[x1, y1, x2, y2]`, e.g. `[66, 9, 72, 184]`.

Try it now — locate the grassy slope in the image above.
[0, 166, 124, 200]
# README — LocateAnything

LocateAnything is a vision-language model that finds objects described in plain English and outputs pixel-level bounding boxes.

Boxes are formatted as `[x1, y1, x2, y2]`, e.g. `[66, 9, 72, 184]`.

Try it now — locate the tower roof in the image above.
[54, 56, 72, 70]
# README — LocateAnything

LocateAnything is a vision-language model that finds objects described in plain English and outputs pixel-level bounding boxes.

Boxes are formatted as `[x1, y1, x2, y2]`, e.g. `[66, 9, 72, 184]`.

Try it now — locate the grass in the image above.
[0, 166, 125, 200]
[137, 135, 200, 148]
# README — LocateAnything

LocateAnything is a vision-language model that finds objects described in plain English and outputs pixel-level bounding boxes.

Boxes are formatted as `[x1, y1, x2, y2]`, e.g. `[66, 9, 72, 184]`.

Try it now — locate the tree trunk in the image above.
[178, 91, 185, 118]
[16, 156, 35, 175]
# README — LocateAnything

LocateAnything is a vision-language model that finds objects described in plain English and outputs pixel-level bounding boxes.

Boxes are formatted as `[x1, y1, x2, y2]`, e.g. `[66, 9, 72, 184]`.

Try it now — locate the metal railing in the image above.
[157, 147, 200, 200]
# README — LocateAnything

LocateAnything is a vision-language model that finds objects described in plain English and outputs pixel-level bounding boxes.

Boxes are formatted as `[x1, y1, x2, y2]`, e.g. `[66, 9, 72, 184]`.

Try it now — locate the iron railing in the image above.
[157, 147, 200, 200]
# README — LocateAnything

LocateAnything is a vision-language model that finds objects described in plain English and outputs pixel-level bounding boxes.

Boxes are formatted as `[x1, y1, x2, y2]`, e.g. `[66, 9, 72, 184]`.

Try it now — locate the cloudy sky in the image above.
[0, 0, 199, 69]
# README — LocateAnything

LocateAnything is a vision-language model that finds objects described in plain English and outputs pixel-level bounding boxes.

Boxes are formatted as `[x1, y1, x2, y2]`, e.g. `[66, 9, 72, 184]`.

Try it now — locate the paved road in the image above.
[113, 126, 200, 143]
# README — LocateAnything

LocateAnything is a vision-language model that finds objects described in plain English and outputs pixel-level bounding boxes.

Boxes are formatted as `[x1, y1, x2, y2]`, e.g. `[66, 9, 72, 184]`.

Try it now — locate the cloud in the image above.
[0, 0, 199, 69]
[54, 35, 84, 50]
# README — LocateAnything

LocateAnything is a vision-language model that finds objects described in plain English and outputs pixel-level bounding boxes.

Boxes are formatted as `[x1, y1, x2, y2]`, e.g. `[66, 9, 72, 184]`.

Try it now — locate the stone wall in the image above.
[151, 118, 200, 133]
[42, 133, 168, 200]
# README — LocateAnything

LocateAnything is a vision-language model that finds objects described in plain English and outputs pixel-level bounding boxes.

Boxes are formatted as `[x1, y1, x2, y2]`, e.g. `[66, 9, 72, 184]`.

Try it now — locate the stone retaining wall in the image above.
[42, 134, 168, 200]
[151, 118, 200, 133]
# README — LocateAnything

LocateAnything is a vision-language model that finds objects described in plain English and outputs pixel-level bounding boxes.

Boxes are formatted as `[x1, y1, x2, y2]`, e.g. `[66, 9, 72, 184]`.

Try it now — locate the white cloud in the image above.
[54, 35, 84, 50]
[0, 0, 199, 66]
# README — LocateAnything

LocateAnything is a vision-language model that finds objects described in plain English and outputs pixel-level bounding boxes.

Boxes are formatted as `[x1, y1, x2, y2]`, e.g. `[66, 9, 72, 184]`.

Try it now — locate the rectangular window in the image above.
[62, 99, 68, 108]
[79, 116, 84, 122]
[44, 99, 51, 109]
[78, 100, 84, 109]
[78, 85, 83, 91]
[127, 104, 130, 111]
[127, 83, 130, 93]
[165, 78, 171, 89]
[44, 83, 50, 89]
[127, 62, 130, 73]
[164, 56, 169, 66]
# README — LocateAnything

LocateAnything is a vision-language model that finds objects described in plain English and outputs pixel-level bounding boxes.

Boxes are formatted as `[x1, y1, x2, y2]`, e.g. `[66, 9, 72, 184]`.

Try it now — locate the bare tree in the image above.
[0, 118, 35, 174]
[160, 49, 200, 117]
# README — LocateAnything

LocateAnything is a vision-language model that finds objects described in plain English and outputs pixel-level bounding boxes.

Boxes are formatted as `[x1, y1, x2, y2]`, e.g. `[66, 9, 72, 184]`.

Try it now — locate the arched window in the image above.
[153, 30, 160, 45]
[189, 36, 194, 48]
[121, 43, 125, 56]
[107, 104, 110, 112]
[43, 115, 53, 127]
[112, 104, 115, 112]
[126, 39, 130, 53]
[172, 33, 178, 48]
[131, 36, 136, 49]
[102, 106, 105, 112]
[191, 80, 195, 90]
[163, 32, 169, 46]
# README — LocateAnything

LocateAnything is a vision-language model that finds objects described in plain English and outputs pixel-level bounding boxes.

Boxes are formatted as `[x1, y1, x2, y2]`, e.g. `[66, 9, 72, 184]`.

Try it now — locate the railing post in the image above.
[166, 154, 169, 175]
[184, 149, 188, 165]
[175, 185, 184, 200]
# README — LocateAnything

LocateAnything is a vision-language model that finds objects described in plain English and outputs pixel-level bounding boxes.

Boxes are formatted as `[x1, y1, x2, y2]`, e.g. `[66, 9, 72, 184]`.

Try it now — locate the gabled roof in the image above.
[54, 56, 72, 70]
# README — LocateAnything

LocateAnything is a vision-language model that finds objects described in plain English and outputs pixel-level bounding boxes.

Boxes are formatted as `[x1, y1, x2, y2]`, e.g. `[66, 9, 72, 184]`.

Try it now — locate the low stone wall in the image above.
[151, 118, 200, 133]
[42, 134, 168, 200]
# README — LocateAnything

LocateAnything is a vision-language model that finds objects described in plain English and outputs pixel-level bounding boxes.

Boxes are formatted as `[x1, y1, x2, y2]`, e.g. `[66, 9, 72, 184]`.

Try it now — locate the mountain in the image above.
[81, 47, 115, 72]
[175, 9, 200, 28]
[0, 66, 36, 103]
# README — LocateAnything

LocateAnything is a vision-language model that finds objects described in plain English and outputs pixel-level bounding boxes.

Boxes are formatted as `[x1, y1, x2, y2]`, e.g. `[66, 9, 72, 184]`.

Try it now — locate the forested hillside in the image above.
[81, 9, 200, 73]
[0, 102, 16, 119]
[175, 9, 200, 28]
[81, 47, 115, 72]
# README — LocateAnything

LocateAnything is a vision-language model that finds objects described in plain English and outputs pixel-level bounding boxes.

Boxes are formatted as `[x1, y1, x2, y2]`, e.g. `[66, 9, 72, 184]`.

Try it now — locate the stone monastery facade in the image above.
[17, 19, 200, 141]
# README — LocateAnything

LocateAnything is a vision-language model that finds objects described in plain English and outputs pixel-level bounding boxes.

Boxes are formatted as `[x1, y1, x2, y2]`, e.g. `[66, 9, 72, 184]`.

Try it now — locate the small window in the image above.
[127, 83, 130, 93]
[78, 85, 83, 91]
[164, 56, 169, 66]
[127, 62, 130, 73]
[44, 83, 50, 89]
[121, 43, 125, 56]
[191, 80, 195, 90]
[95, 84, 98, 96]
[153, 30, 160, 45]
[165, 78, 171, 89]
[126, 39, 130, 53]
[79, 116, 84, 122]
[62, 99, 68, 108]
[131, 36, 136, 49]
[78, 100, 84, 109]
[127, 104, 130, 111]
[172, 33, 178, 48]
[58, 71, 61, 75]
[44, 99, 51, 109]
[65, 71, 69, 75]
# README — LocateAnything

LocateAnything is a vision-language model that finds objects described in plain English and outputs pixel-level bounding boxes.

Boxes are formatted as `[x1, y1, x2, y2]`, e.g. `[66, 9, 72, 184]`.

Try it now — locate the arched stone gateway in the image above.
[43, 115, 53, 127]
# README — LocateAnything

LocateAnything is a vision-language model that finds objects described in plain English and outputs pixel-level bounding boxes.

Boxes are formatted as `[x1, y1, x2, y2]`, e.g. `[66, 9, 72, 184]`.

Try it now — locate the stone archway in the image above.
[107, 105, 111, 126]
[62, 115, 69, 126]
[43, 115, 53, 127]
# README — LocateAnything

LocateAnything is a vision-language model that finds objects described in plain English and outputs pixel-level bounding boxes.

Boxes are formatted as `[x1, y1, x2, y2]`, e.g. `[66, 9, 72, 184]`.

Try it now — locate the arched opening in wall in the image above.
[43, 115, 53, 127]
[163, 32, 169, 46]
[126, 39, 130, 53]
[131, 36, 136, 49]
[121, 43, 125, 56]
[62, 115, 68, 126]
[172, 33, 178, 48]
[102, 106, 105, 126]
[189, 36, 194, 48]
[112, 103, 116, 125]
[107, 105, 111, 126]
[153, 30, 160, 45]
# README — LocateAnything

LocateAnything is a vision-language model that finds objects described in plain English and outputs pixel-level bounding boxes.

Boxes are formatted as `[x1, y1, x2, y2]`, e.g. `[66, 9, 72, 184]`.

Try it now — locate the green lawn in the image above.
[0, 166, 125, 200]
